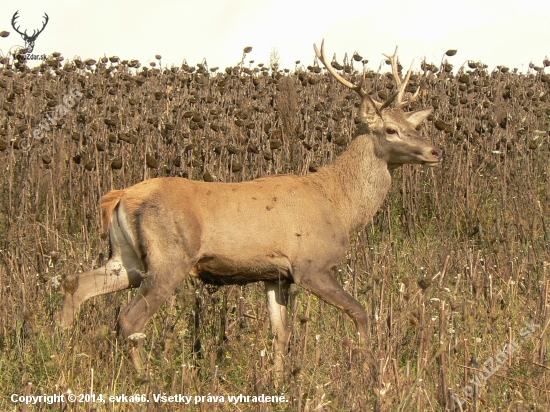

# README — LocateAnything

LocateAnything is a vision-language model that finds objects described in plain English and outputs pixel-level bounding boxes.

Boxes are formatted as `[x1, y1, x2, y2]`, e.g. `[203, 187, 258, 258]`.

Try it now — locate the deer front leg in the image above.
[296, 268, 369, 343]
[265, 280, 290, 383]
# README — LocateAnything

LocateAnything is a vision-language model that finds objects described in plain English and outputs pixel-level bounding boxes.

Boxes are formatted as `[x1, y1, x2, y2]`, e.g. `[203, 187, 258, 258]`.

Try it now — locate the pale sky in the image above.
[1, 0, 549, 72]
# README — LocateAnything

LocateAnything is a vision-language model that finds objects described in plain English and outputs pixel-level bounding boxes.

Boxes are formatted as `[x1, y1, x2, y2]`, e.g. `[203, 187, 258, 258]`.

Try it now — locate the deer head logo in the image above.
[11, 11, 49, 54]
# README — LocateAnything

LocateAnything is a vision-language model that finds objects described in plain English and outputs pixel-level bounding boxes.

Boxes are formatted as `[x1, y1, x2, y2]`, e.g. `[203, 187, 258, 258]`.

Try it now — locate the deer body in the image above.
[61, 41, 441, 378]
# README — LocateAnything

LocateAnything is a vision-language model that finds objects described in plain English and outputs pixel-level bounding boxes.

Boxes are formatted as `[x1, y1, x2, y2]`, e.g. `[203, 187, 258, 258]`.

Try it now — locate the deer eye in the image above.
[386, 128, 397, 135]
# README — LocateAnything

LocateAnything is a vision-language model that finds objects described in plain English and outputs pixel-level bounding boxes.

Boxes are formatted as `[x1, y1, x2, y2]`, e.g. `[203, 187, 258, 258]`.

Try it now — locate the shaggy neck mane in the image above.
[307, 133, 392, 233]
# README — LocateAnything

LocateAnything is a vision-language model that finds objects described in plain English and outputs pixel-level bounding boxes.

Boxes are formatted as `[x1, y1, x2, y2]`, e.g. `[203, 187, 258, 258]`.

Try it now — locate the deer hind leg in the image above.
[117, 253, 193, 373]
[60, 257, 142, 327]
[60, 207, 143, 327]
[265, 280, 290, 383]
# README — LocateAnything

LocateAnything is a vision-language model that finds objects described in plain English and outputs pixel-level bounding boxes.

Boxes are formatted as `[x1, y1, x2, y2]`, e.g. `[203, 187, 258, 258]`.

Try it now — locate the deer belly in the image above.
[189, 255, 292, 285]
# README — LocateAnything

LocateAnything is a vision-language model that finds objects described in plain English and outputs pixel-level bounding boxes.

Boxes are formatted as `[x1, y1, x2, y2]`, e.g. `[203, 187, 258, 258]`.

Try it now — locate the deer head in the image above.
[11, 11, 49, 54]
[314, 40, 441, 169]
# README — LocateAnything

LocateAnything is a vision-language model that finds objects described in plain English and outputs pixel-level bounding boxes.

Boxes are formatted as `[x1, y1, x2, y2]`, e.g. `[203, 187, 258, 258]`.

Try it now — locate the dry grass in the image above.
[0, 47, 549, 411]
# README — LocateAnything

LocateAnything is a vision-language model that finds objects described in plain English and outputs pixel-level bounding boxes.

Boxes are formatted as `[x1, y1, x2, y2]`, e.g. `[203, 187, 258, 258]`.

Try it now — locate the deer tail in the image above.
[100, 190, 126, 229]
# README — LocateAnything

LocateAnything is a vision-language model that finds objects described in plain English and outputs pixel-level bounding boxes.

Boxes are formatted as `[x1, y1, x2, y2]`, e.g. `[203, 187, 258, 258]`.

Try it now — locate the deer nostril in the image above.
[431, 150, 440, 159]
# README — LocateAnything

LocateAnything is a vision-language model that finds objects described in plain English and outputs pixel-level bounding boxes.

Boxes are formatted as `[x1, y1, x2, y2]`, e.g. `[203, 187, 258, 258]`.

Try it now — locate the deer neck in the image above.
[310, 133, 392, 232]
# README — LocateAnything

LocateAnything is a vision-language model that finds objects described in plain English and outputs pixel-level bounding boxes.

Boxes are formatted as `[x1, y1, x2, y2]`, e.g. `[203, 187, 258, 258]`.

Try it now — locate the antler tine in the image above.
[393, 60, 413, 107]
[395, 78, 420, 108]
[378, 91, 398, 111]
[382, 46, 402, 86]
[383, 46, 418, 108]
[314, 40, 366, 97]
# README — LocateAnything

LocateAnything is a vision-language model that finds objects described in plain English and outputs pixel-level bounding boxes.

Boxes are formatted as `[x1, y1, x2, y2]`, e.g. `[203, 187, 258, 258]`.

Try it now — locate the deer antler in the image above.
[382, 46, 420, 108]
[314, 40, 367, 98]
[314, 40, 400, 112]
[313, 40, 422, 124]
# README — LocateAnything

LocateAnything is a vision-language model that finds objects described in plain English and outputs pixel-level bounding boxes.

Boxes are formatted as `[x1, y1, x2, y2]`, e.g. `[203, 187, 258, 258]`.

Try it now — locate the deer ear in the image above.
[358, 94, 382, 126]
[404, 107, 433, 128]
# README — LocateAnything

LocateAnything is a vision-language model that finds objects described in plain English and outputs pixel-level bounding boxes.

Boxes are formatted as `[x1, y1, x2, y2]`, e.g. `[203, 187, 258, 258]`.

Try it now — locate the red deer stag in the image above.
[61, 41, 441, 378]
